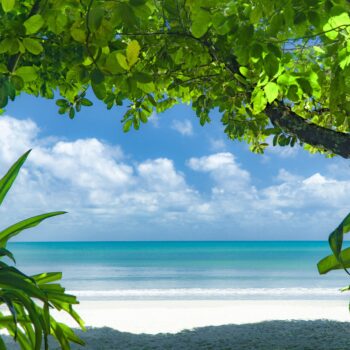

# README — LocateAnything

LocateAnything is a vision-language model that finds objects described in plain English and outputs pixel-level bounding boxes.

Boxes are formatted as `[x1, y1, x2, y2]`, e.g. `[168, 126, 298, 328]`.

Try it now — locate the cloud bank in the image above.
[0, 116, 348, 241]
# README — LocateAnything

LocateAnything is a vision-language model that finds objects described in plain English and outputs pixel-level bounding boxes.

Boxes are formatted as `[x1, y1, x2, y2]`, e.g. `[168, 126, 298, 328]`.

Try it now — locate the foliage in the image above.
[0, 150, 85, 350]
[316, 211, 350, 308]
[317, 212, 350, 275]
[0, 0, 350, 155]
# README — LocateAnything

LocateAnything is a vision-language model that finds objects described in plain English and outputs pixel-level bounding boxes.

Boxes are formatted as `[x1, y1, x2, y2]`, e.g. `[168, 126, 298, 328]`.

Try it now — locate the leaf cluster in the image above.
[0, 0, 350, 154]
[0, 150, 84, 350]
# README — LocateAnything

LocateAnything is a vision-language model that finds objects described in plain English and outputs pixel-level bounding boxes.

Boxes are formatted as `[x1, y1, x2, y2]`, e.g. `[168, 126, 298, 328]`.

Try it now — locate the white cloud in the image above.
[0, 115, 349, 241]
[138, 158, 186, 191]
[32, 139, 133, 204]
[0, 116, 201, 239]
[187, 153, 350, 238]
[171, 119, 193, 136]
[276, 169, 302, 183]
[188, 153, 251, 192]
[0, 116, 38, 164]
[209, 138, 226, 151]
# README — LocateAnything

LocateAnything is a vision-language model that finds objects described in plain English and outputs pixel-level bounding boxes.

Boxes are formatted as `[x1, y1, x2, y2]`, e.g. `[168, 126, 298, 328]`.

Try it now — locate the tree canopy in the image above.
[1, 0, 350, 157]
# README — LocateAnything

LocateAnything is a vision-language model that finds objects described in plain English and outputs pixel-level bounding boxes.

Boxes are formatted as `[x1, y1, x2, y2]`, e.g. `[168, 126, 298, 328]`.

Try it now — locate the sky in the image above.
[1, 92, 350, 241]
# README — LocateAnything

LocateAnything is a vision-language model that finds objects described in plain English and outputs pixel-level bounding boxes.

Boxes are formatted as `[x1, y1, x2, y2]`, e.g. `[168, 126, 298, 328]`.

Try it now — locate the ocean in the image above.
[7, 241, 350, 301]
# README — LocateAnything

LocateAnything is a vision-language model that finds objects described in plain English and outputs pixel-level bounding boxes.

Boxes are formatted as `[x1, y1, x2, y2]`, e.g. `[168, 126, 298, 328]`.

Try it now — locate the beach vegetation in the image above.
[0, 0, 349, 158]
[0, 150, 85, 349]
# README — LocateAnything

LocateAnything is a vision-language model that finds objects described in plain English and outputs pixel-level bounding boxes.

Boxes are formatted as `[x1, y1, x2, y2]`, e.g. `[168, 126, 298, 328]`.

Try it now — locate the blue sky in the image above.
[1, 92, 350, 241]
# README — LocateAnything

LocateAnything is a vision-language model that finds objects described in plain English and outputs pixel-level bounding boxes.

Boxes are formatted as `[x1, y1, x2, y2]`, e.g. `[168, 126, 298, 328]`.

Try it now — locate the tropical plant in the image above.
[0, 1, 350, 157]
[318, 214, 350, 294]
[0, 150, 84, 350]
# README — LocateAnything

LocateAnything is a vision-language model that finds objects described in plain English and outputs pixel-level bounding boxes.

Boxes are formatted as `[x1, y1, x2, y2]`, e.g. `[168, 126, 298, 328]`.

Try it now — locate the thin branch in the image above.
[265, 24, 350, 44]
[85, 0, 100, 70]
[170, 73, 221, 89]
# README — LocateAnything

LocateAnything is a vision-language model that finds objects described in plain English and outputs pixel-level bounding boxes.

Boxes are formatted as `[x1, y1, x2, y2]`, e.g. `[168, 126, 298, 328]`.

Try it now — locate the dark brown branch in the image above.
[266, 103, 350, 158]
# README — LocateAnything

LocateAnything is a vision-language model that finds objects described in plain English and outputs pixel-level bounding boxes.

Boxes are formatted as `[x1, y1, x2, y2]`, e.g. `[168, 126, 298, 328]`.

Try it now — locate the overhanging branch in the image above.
[266, 103, 350, 158]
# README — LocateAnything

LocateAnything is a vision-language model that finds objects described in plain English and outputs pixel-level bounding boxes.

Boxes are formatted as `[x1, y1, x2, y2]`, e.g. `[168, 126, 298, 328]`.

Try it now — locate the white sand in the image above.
[58, 299, 350, 334]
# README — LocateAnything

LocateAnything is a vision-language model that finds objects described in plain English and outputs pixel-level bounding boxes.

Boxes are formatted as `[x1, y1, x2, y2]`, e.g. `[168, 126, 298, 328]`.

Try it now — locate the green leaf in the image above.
[91, 69, 104, 84]
[264, 82, 279, 103]
[0, 212, 67, 247]
[297, 78, 312, 96]
[69, 107, 75, 119]
[88, 7, 104, 31]
[239, 67, 249, 77]
[32, 272, 62, 284]
[0, 270, 46, 299]
[55, 99, 68, 107]
[0, 150, 31, 206]
[134, 72, 152, 83]
[318, 247, 350, 274]
[323, 13, 350, 40]
[250, 43, 263, 60]
[70, 28, 86, 43]
[0, 84, 8, 108]
[0, 248, 15, 263]
[318, 212, 350, 275]
[22, 38, 43, 55]
[15, 66, 38, 83]
[1, 0, 15, 12]
[123, 119, 133, 132]
[339, 56, 350, 70]
[191, 9, 211, 38]
[80, 98, 93, 106]
[105, 52, 124, 74]
[252, 88, 267, 114]
[126, 40, 140, 67]
[23, 14, 45, 35]
[116, 53, 129, 70]
[263, 54, 279, 78]
[287, 84, 299, 102]
[91, 82, 106, 100]
[137, 81, 155, 93]
[139, 110, 148, 123]
[10, 75, 23, 90]
[308, 10, 320, 27]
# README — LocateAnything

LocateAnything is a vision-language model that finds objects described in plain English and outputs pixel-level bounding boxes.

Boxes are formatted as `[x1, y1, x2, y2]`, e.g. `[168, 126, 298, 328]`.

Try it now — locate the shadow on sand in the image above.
[4, 320, 350, 350]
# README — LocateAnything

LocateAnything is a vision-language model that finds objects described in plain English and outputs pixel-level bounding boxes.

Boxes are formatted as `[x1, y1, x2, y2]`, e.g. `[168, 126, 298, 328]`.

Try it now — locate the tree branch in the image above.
[266, 103, 350, 158]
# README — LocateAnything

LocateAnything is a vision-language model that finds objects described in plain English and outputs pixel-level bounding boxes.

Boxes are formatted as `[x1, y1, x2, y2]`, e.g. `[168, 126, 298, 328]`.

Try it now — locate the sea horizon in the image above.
[8, 239, 332, 243]
[6, 241, 349, 302]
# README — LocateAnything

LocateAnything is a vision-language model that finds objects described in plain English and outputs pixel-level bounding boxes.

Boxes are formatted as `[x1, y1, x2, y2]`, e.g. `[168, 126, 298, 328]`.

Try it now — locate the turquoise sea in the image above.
[7, 241, 350, 301]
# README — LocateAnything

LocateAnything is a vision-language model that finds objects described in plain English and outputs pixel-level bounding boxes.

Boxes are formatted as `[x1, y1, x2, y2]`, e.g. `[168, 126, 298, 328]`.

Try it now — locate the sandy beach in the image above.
[57, 299, 350, 334]
[5, 299, 350, 349]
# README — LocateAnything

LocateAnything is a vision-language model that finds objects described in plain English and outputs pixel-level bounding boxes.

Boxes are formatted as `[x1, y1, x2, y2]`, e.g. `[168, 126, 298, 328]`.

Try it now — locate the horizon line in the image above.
[8, 240, 331, 243]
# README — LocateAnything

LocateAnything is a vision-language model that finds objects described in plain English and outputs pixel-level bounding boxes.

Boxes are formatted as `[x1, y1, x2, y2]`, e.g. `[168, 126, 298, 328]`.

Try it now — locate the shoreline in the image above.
[53, 299, 350, 334]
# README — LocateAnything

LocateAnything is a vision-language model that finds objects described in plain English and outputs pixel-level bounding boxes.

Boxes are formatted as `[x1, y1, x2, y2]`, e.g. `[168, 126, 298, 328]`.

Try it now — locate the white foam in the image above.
[68, 287, 343, 298]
